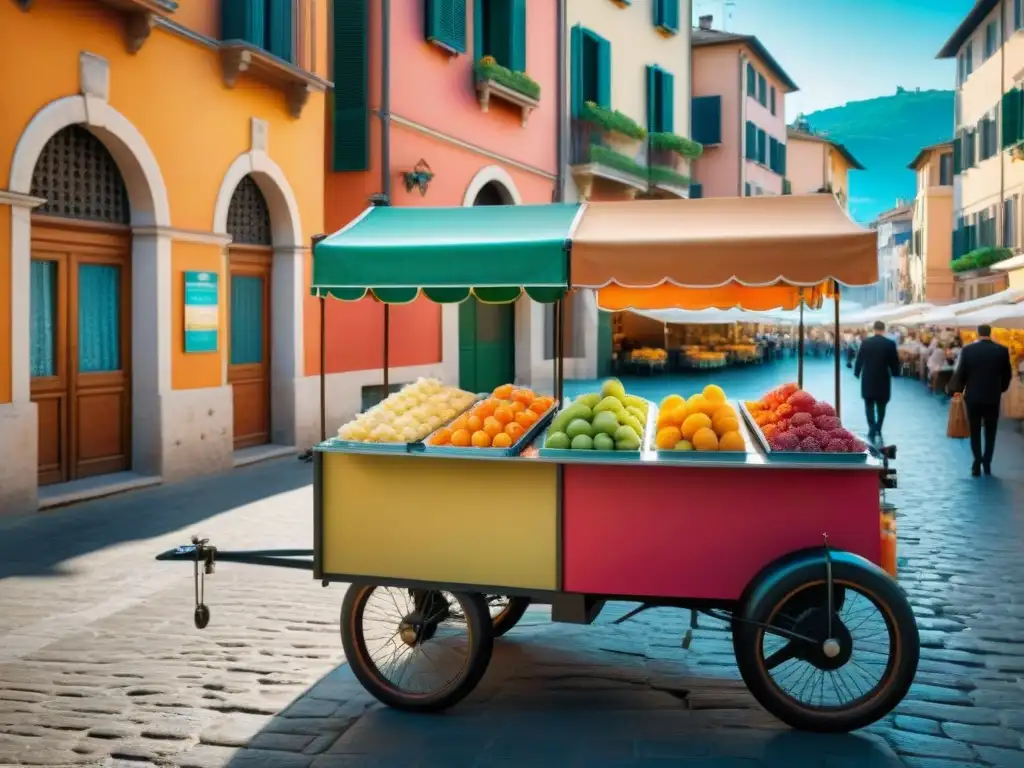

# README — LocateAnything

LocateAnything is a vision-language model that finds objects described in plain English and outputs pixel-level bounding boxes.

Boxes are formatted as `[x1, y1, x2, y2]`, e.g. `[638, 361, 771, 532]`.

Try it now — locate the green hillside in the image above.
[801, 88, 954, 223]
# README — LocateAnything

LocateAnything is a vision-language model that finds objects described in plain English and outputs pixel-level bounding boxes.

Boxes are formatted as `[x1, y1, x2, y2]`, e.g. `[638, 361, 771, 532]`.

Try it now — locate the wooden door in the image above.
[228, 246, 272, 449]
[30, 219, 132, 484]
[458, 298, 515, 393]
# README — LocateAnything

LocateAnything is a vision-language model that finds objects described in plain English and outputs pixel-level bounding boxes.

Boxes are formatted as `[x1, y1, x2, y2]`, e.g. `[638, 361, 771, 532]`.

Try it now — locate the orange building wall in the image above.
[0, 204, 9, 404]
[171, 242, 229, 390]
[691, 44, 741, 197]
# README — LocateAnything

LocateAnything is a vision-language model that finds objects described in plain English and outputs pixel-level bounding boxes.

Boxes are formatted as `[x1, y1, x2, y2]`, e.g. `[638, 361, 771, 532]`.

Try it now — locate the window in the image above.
[939, 152, 953, 185]
[770, 86, 776, 116]
[689, 182, 703, 199]
[1016, 0, 1022, 32]
[222, 0, 296, 62]
[570, 26, 611, 114]
[979, 112, 999, 160]
[746, 62, 756, 97]
[1002, 87, 1024, 148]
[332, 0, 369, 171]
[745, 120, 757, 159]
[691, 95, 721, 145]
[653, 0, 680, 35]
[646, 66, 674, 133]
[965, 41, 974, 77]
[756, 128, 767, 165]
[744, 182, 751, 197]
[985, 20, 999, 60]
[1004, 196, 1018, 248]
[757, 73, 767, 107]
[426, 0, 468, 53]
[474, 0, 526, 71]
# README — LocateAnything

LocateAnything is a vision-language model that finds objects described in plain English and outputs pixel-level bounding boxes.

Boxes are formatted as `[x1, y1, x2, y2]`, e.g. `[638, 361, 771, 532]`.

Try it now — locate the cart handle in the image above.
[155, 544, 314, 571]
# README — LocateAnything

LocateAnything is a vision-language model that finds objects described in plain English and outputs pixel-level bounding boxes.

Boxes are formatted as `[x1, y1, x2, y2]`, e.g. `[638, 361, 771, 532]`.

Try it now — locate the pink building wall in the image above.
[691, 45, 742, 197]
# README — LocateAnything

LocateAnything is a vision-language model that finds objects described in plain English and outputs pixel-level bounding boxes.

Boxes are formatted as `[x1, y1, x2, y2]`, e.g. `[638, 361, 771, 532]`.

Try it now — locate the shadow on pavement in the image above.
[0, 457, 311, 579]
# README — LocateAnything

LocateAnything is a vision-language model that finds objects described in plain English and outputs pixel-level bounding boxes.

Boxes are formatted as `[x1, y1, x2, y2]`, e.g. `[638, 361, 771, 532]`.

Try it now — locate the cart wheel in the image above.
[340, 584, 493, 712]
[487, 596, 532, 637]
[732, 552, 919, 733]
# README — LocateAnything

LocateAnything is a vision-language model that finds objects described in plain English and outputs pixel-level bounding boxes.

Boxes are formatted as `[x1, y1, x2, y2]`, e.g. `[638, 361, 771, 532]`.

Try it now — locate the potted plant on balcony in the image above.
[474, 56, 541, 126]
[951, 246, 1013, 274]
[578, 101, 647, 159]
[647, 132, 702, 192]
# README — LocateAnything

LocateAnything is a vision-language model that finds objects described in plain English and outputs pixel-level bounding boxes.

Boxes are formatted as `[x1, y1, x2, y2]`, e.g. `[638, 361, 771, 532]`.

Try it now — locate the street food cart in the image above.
[158, 194, 917, 734]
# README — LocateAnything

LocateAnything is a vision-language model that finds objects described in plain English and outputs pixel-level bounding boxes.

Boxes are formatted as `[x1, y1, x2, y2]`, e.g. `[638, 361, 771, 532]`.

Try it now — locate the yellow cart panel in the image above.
[319, 453, 558, 590]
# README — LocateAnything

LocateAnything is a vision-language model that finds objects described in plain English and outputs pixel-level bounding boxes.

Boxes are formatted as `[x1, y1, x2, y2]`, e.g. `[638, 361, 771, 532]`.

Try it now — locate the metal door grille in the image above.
[227, 175, 272, 245]
[30, 125, 130, 224]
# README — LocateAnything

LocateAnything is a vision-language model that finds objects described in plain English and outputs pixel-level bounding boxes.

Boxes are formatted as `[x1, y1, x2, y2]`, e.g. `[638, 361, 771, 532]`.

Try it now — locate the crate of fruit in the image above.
[419, 384, 559, 458]
[740, 383, 869, 464]
[333, 379, 479, 453]
[651, 386, 752, 463]
[539, 379, 652, 460]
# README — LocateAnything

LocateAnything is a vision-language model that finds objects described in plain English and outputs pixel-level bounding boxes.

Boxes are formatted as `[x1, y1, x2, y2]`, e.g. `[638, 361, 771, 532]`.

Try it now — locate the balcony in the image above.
[646, 142, 695, 200]
[570, 113, 650, 200]
[18, 0, 179, 53]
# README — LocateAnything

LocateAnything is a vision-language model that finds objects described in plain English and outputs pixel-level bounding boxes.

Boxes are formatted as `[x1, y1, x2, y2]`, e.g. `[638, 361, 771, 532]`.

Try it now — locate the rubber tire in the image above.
[340, 585, 494, 713]
[733, 558, 919, 733]
[491, 596, 532, 638]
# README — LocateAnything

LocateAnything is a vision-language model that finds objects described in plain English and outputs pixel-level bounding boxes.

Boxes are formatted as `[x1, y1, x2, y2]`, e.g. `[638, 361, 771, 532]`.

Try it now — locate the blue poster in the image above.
[184, 271, 219, 353]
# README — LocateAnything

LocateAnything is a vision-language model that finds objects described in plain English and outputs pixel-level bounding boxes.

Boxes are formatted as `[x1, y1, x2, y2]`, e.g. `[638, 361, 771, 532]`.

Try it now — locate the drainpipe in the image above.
[738, 51, 745, 195]
[554, 0, 565, 202]
[380, 0, 391, 392]
[1000, 0, 1006, 249]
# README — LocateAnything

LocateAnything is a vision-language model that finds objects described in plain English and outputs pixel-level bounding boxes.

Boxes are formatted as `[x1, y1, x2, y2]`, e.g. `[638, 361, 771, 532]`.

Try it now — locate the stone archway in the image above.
[7, 93, 171, 490]
[213, 150, 303, 449]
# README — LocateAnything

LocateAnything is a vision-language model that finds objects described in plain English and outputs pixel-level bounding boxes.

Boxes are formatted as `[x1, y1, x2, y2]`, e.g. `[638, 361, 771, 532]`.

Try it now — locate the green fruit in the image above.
[550, 403, 592, 434]
[619, 413, 645, 436]
[624, 394, 648, 412]
[674, 440, 693, 451]
[544, 431, 570, 450]
[593, 395, 625, 414]
[626, 405, 646, 423]
[601, 378, 627, 403]
[591, 411, 620, 437]
[593, 433, 615, 451]
[575, 393, 601, 409]
[613, 424, 641, 451]
[566, 419, 594, 440]
[570, 434, 594, 450]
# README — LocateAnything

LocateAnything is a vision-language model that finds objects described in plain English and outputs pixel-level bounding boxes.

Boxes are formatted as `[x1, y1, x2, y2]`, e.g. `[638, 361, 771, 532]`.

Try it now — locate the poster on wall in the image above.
[184, 271, 219, 353]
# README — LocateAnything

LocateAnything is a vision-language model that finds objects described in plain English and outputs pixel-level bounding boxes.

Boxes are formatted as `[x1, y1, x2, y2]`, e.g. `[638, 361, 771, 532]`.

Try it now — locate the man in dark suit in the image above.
[854, 320, 900, 443]
[949, 324, 1013, 476]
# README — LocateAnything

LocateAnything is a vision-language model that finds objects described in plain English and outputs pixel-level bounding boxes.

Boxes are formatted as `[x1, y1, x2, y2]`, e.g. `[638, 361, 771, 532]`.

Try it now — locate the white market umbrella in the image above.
[843, 303, 934, 326]
[950, 302, 1024, 329]
[902, 288, 1024, 327]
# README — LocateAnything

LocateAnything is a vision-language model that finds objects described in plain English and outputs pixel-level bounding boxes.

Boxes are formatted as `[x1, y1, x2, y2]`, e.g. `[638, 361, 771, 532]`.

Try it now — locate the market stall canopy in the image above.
[953, 302, 1024, 329]
[899, 289, 1024, 326]
[845, 303, 935, 326]
[311, 204, 581, 304]
[569, 195, 877, 311]
[768, 299, 865, 327]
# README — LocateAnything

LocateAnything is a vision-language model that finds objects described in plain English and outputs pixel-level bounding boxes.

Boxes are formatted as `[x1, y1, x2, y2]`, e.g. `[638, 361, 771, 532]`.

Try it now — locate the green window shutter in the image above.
[508, 0, 527, 71]
[689, 182, 702, 199]
[653, 0, 679, 33]
[221, 0, 266, 46]
[570, 25, 584, 117]
[770, 86, 776, 115]
[757, 74, 766, 106]
[691, 96, 721, 145]
[426, 0, 467, 54]
[646, 65, 658, 132]
[746, 63, 755, 96]
[780, 142, 787, 175]
[596, 35, 611, 108]
[745, 120, 756, 158]
[484, 0, 524, 69]
[332, 0, 369, 171]
[1002, 91, 1015, 149]
[953, 131, 962, 174]
[757, 128, 766, 164]
[659, 69, 674, 133]
[744, 182, 751, 196]
[769, 138, 778, 172]
[266, 0, 294, 62]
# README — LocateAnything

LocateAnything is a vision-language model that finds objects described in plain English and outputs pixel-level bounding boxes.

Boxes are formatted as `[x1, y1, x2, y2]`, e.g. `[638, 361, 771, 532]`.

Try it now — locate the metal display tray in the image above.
[416, 401, 560, 458]
[538, 399, 654, 461]
[329, 393, 483, 454]
[739, 402, 869, 464]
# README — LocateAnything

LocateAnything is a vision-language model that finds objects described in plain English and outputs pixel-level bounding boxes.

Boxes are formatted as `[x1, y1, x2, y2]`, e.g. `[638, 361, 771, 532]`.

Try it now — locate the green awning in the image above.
[311, 203, 581, 304]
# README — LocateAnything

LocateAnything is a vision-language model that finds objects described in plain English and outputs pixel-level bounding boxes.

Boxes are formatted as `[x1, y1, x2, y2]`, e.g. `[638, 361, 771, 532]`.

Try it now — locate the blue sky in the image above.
[692, 0, 976, 117]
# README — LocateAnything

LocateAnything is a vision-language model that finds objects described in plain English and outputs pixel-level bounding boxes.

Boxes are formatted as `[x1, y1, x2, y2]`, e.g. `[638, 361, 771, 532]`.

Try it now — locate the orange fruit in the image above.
[505, 422, 526, 442]
[432, 427, 453, 445]
[451, 428, 472, 447]
[511, 389, 535, 405]
[467, 414, 483, 432]
[493, 406, 514, 424]
[515, 409, 538, 427]
[533, 396, 554, 412]
[713, 416, 739, 437]
[692, 427, 719, 451]
[471, 430, 491, 447]
[655, 426, 682, 449]
[476, 401, 495, 419]
[493, 384, 514, 399]
[482, 417, 504, 438]
[450, 414, 469, 431]
[509, 401, 527, 414]
[719, 431, 745, 451]
[681, 413, 712, 441]
[492, 432, 513, 448]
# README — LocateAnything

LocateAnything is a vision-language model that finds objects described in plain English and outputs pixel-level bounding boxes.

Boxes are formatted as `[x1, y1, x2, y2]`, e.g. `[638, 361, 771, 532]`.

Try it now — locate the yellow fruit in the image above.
[692, 427, 719, 451]
[713, 416, 739, 436]
[719, 431, 746, 452]
[686, 394, 707, 414]
[703, 384, 727, 403]
[660, 394, 685, 412]
[680, 412, 712, 441]
[712, 404, 737, 424]
[655, 426, 682, 449]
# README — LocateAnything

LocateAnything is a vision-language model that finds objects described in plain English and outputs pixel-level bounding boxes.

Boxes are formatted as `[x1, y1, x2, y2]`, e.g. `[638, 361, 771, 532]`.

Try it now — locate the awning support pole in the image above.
[554, 297, 565, 404]
[319, 296, 326, 443]
[833, 284, 841, 415]
[383, 305, 390, 396]
[797, 290, 805, 389]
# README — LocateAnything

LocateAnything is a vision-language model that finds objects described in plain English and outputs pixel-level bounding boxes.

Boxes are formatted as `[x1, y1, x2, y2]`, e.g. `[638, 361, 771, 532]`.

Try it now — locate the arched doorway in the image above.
[226, 175, 273, 449]
[459, 181, 516, 393]
[28, 125, 133, 485]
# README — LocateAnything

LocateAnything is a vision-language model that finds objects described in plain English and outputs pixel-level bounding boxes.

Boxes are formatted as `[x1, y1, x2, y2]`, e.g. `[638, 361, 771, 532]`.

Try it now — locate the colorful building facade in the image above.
[908, 141, 956, 304]
[786, 124, 865, 210]
[316, 0, 559, 433]
[689, 17, 797, 198]
[0, 1, 328, 513]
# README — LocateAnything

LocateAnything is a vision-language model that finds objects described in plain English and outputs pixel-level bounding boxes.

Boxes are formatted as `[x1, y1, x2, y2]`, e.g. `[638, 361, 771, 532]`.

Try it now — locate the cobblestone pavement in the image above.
[1, 358, 1023, 767]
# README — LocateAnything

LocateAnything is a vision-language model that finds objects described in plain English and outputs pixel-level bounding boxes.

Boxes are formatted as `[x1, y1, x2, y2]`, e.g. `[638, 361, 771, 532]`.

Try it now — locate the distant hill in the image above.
[801, 88, 954, 224]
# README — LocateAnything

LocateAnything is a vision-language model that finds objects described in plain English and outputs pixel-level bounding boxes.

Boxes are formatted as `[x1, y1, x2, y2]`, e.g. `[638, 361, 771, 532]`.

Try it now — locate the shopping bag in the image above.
[947, 394, 970, 439]
[1003, 376, 1024, 420]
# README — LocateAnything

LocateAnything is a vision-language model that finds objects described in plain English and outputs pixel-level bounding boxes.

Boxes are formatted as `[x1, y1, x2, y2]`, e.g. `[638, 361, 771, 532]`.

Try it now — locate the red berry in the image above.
[790, 412, 814, 427]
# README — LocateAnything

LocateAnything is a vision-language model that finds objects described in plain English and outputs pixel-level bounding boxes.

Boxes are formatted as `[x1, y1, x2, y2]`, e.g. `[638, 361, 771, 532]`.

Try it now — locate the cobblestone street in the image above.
[1, 359, 1024, 767]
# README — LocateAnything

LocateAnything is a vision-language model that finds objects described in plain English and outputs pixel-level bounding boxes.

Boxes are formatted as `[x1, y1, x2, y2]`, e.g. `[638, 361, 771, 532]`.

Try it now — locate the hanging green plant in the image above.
[579, 102, 647, 140]
[589, 144, 647, 178]
[648, 165, 691, 188]
[649, 132, 703, 159]
[951, 246, 1013, 273]
[474, 57, 541, 101]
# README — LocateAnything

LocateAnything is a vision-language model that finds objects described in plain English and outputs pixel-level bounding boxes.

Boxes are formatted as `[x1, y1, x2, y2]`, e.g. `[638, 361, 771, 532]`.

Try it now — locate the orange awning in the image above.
[571, 195, 877, 303]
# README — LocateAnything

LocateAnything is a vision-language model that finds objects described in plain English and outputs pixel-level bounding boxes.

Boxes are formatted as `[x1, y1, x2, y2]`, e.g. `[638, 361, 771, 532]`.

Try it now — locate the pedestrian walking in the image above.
[948, 324, 1013, 477]
[854, 320, 900, 443]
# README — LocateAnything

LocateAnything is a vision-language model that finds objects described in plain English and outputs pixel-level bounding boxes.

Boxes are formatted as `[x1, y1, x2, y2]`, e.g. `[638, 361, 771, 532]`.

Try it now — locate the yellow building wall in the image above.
[0, 2, 326, 394]
[1008, 268, 1024, 289]
[923, 190, 955, 303]
[829, 149, 850, 207]
[567, 0, 693, 145]
[785, 138, 825, 195]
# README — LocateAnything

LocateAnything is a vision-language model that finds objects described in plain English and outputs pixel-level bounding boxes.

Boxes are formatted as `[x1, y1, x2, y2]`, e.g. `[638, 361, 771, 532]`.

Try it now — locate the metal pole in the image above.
[383, 305, 390, 395]
[833, 286, 841, 415]
[554, 298, 565, 404]
[319, 296, 326, 442]
[797, 297, 805, 389]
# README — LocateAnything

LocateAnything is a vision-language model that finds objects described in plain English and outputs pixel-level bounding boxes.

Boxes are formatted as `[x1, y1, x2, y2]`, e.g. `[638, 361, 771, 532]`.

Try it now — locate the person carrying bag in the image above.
[946, 393, 970, 439]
